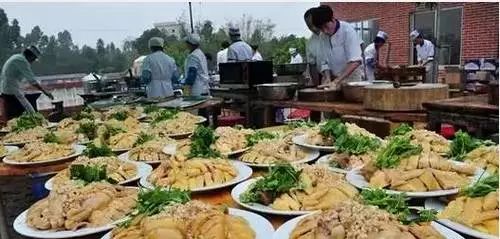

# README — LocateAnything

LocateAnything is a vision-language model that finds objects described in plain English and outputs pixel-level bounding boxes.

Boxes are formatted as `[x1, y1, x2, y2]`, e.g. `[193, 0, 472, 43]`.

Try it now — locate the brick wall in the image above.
[322, 2, 499, 65]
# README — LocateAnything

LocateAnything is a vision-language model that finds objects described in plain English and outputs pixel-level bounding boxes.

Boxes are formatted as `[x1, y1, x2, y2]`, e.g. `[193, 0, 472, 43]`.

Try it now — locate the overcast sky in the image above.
[1, 2, 318, 48]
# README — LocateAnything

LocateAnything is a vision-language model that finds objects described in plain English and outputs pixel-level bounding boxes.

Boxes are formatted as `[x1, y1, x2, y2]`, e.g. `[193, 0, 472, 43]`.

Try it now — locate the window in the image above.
[411, 7, 462, 65]
[350, 19, 379, 46]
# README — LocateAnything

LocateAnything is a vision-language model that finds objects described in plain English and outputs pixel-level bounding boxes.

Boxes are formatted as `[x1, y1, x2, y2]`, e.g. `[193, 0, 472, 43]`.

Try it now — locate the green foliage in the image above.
[448, 130, 495, 161]
[43, 132, 61, 144]
[110, 111, 128, 121]
[151, 108, 179, 125]
[188, 126, 220, 159]
[246, 131, 276, 147]
[73, 107, 95, 121]
[287, 120, 316, 129]
[240, 164, 302, 204]
[391, 123, 413, 136]
[12, 112, 46, 132]
[82, 143, 114, 158]
[134, 132, 155, 147]
[76, 121, 98, 140]
[375, 136, 422, 168]
[319, 119, 380, 155]
[69, 164, 117, 184]
[462, 173, 499, 198]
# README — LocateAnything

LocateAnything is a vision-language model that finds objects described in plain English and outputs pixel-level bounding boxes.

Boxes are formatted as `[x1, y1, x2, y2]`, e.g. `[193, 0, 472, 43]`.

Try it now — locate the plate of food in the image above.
[231, 164, 358, 215]
[315, 152, 375, 174]
[212, 126, 255, 157]
[292, 134, 336, 152]
[44, 156, 152, 190]
[118, 137, 176, 164]
[424, 174, 498, 239]
[100, 188, 274, 239]
[0, 112, 49, 133]
[1, 126, 50, 146]
[140, 159, 252, 192]
[273, 202, 464, 239]
[2, 143, 85, 166]
[150, 112, 205, 139]
[13, 183, 138, 239]
[0, 145, 18, 158]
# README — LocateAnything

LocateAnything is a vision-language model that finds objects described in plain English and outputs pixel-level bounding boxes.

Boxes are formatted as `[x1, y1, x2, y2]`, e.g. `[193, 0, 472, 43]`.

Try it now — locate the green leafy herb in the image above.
[151, 109, 179, 124]
[76, 121, 98, 140]
[414, 209, 438, 223]
[188, 126, 220, 158]
[69, 164, 117, 184]
[134, 132, 155, 147]
[375, 136, 422, 168]
[82, 143, 114, 158]
[240, 164, 302, 204]
[12, 112, 46, 132]
[319, 119, 380, 155]
[73, 107, 95, 121]
[43, 132, 61, 144]
[449, 130, 495, 161]
[391, 123, 413, 136]
[119, 187, 191, 228]
[287, 120, 316, 129]
[319, 119, 346, 138]
[143, 105, 161, 114]
[102, 125, 125, 140]
[110, 111, 128, 121]
[361, 188, 411, 222]
[246, 131, 276, 147]
[462, 173, 499, 198]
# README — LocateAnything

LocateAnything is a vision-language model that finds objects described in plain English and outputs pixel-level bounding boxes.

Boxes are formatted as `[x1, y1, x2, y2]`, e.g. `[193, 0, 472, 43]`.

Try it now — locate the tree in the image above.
[8, 19, 22, 50]
[24, 25, 43, 47]
[133, 28, 166, 55]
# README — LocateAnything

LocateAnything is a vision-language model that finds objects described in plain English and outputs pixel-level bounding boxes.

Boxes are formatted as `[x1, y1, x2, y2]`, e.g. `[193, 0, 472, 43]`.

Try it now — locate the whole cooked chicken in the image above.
[240, 134, 308, 165]
[9, 142, 74, 162]
[212, 127, 254, 154]
[128, 138, 176, 162]
[2, 126, 48, 144]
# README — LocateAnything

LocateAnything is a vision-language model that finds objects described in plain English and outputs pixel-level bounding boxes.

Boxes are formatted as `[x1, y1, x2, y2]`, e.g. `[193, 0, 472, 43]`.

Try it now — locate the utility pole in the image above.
[189, 2, 194, 33]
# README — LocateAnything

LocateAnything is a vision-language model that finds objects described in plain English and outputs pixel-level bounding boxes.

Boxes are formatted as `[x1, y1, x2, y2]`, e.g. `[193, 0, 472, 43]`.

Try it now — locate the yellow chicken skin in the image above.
[464, 146, 499, 174]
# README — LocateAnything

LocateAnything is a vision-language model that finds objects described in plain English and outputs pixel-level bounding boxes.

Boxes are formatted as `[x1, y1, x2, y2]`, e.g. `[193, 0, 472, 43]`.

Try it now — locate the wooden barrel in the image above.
[363, 83, 449, 111]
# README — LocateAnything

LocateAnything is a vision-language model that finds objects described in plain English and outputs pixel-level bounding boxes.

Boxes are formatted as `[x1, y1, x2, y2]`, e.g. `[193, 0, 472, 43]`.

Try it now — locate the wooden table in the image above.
[79, 89, 146, 105]
[423, 94, 499, 140]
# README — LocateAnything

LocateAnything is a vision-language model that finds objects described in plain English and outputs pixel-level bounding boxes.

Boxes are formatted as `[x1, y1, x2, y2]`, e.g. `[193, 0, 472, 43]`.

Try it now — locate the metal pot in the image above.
[256, 83, 298, 100]
[298, 88, 342, 102]
[342, 81, 372, 103]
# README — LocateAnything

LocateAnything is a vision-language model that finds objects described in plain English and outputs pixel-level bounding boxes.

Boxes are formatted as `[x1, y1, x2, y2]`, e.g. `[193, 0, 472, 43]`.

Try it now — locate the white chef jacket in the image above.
[416, 39, 435, 63]
[306, 33, 328, 72]
[216, 48, 228, 71]
[227, 41, 253, 61]
[141, 51, 178, 98]
[0, 53, 39, 112]
[321, 21, 364, 82]
[252, 51, 263, 61]
[184, 48, 210, 96]
[290, 53, 304, 64]
[364, 43, 378, 82]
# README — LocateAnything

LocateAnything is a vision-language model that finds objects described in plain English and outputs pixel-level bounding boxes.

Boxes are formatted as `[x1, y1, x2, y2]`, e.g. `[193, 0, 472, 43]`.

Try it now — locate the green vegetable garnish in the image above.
[361, 188, 411, 222]
[73, 107, 95, 121]
[151, 109, 179, 124]
[119, 187, 191, 228]
[319, 119, 346, 138]
[43, 132, 61, 144]
[143, 105, 161, 114]
[69, 164, 117, 184]
[240, 164, 302, 204]
[287, 120, 316, 129]
[319, 119, 380, 155]
[102, 125, 125, 140]
[110, 111, 128, 121]
[76, 121, 98, 140]
[462, 173, 499, 197]
[391, 123, 413, 136]
[414, 209, 438, 223]
[375, 136, 422, 168]
[188, 126, 220, 158]
[82, 143, 114, 158]
[12, 112, 46, 132]
[448, 130, 495, 161]
[134, 132, 155, 147]
[246, 131, 276, 147]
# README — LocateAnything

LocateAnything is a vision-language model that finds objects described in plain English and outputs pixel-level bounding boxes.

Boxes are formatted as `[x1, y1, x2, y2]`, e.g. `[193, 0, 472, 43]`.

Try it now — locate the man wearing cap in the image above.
[289, 48, 304, 64]
[141, 37, 179, 98]
[364, 31, 389, 82]
[183, 33, 210, 96]
[0, 46, 54, 118]
[311, 5, 364, 89]
[227, 27, 253, 61]
[410, 30, 435, 83]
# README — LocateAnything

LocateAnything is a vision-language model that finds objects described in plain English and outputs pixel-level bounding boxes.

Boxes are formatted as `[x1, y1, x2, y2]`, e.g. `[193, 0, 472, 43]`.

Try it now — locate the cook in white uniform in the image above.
[216, 41, 230, 72]
[311, 5, 363, 89]
[141, 37, 179, 98]
[182, 34, 210, 96]
[304, 7, 330, 85]
[227, 27, 253, 61]
[0, 46, 54, 118]
[364, 31, 388, 82]
[289, 48, 304, 64]
[410, 30, 436, 83]
[251, 44, 263, 61]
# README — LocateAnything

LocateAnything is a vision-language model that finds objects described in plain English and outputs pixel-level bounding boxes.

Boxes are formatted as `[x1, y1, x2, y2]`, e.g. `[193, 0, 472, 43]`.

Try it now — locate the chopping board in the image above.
[363, 83, 449, 111]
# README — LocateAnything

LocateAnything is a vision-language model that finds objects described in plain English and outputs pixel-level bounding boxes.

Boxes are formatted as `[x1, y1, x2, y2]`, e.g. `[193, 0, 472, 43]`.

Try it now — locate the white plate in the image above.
[345, 163, 485, 198]
[44, 160, 152, 190]
[222, 147, 250, 157]
[46, 122, 58, 129]
[0, 146, 19, 158]
[292, 135, 336, 152]
[239, 148, 320, 168]
[425, 198, 498, 239]
[231, 178, 317, 216]
[118, 151, 166, 164]
[111, 148, 131, 153]
[140, 160, 252, 192]
[315, 154, 349, 174]
[13, 209, 124, 239]
[2, 145, 86, 166]
[100, 207, 274, 239]
[273, 212, 464, 239]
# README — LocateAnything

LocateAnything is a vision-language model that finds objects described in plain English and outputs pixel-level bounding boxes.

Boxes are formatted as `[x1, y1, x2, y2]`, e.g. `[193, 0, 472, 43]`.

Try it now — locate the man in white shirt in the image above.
[251, 44, 263, 61]
[304, 7, 330, 85]
[410, 30, 435, 83]
[216, 41, 229, 72]
[227, 27, 253, 61]
[364, 31, 388, 82]
[289, 48, 304, 64]
[311, 5, 363, 89]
